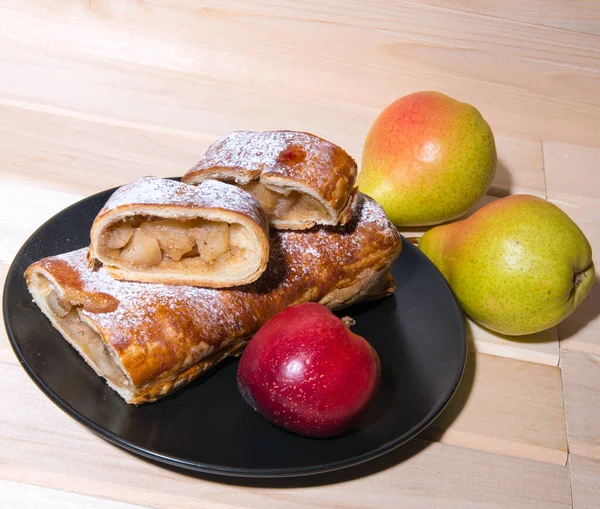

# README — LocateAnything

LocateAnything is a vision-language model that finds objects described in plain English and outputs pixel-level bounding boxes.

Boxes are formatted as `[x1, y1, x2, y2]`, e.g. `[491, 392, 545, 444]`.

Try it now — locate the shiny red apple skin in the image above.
[237, 302, 381, 437]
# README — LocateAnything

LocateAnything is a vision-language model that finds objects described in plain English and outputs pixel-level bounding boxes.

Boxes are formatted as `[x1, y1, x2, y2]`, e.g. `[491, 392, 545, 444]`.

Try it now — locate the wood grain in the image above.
[0, 480, 151, 509]
[0, 180, 81, 263]
[0, 106, 543, 200]
[0, 363, 572, 509]
[490, 137, 545, 198]
[422, 352, 567, 464]
[545, 143, 600, 207]
[561, 349, 600, 460]
[0, 105, 207, 196]
[1, 1, 600, 147]
[569, 455, 600, 509]
[0, 264, 14, 365]
[1, 0, 599, 505]
[419, 0, 600, 35]
[467, 319, 559, 367]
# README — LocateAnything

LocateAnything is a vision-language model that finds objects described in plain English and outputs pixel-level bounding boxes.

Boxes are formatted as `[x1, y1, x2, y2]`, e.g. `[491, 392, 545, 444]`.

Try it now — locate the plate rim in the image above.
[3, 187, 467, 478]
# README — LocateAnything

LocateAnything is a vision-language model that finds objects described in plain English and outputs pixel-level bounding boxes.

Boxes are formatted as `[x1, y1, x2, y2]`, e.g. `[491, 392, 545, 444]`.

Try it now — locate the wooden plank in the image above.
[490, 137, 545, 198]
[0, 180, 82, 263]
[544, 143, 600, 207]
[0, 263, 15, 365]
[418, 0, 600, 36]
[0, 105, 205, 196]
[570, 455, 600, 509]
[0, 102, 544, 199]
[0, 480, 151, 509]
[0, 363, 571, 509]
[467, 319, 559, 367]
[549, 201, 600, 355]
[422, 352, 567, 464]
[560, 349, 600, 460]
[1, 1, 600, 147]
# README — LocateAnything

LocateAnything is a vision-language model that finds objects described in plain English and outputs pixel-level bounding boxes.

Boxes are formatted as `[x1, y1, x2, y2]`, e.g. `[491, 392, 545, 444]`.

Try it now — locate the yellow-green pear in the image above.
[419, 195, 595, 335]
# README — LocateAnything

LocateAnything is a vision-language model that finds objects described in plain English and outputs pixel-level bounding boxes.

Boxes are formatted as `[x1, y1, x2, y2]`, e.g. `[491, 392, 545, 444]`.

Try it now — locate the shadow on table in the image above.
[488, 158, 514, 198]
[417, 325, 476, 444]
[558, 275, 600, 340]
[131, 437, 434, 488]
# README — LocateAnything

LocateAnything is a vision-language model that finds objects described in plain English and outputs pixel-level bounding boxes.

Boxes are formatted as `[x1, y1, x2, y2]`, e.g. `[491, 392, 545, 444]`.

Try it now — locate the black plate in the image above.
[3, 186, 466, 478]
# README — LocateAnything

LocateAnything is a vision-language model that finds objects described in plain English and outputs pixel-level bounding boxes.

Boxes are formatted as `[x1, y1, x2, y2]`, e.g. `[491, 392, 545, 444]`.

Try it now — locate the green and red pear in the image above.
[358, 91, 496, 226]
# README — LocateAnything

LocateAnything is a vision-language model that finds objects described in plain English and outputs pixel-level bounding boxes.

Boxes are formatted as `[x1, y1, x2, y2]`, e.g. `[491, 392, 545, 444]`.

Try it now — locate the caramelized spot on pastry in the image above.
[277, 145, 306, 165]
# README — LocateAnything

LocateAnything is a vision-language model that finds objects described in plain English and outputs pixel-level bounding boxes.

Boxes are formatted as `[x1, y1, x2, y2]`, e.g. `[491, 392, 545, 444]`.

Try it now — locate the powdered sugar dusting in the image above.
[39, 194, 400, 387]
[101, 177, 265, 227]
[358, 193, 395, 230]
[192, 131, 304, 171]
[186, 131, 357, 211]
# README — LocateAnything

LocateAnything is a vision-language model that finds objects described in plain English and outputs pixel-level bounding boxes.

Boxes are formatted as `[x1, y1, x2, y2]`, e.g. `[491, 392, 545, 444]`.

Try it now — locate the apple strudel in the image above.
[26, 195, 401, 404]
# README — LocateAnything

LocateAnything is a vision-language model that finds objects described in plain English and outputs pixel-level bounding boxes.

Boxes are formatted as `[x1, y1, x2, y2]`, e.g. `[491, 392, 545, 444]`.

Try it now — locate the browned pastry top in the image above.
[33, 195, 400, 391]
[183, 131, 358, 214]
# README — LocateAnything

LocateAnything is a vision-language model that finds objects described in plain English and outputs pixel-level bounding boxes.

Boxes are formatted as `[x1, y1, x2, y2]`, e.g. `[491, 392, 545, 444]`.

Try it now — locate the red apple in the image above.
[237, 302, 381, 437]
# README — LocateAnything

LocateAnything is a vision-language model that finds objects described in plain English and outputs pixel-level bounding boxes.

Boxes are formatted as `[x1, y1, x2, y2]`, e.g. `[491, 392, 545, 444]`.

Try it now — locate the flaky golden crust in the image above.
[25, 194, 401, 404]
[182, 131, 358, 229]
[88, 177, 270, 287]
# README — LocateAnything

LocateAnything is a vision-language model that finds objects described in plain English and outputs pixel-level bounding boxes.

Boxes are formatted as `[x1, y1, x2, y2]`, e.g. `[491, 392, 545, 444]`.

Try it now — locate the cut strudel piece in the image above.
[26, 195, 402, 404]
[88, 177, 269, 287]
[182, 131, 359, 230]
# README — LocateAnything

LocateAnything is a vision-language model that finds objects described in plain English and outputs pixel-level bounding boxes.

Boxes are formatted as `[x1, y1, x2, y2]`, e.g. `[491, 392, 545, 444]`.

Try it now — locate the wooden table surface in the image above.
[1, 1, 599, 508]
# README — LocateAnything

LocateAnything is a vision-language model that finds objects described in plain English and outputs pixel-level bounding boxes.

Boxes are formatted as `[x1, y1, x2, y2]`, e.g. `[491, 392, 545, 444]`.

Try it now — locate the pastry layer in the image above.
[26, 195, 402, 404]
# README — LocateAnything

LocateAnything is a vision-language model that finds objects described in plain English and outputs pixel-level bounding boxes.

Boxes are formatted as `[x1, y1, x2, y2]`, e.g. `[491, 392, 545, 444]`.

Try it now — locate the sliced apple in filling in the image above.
[240, 182, 327, 224]
[106, 223, 134, 249]
[100, 217, 242, 271]
[194, 222, 230, 264]
[119, 229, 163, 268]
[140, 220, 196, 261]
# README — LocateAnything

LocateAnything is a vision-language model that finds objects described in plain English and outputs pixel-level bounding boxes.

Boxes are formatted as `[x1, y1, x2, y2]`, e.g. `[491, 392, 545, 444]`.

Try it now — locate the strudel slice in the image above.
[25, 195, 402, 404]
[88, 177, 269, 287]
[182, 131, 358, 230]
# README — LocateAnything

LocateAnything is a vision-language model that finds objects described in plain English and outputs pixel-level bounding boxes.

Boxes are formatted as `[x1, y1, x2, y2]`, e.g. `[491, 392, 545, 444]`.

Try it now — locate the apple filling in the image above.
[100, 217, 251, 271]
[35, 274, 130, 391]
[240, 182, 327, 223]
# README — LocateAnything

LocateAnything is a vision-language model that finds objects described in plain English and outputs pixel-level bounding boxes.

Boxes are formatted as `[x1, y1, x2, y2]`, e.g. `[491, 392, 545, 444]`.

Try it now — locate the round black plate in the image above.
[3, 187, 466, 478]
